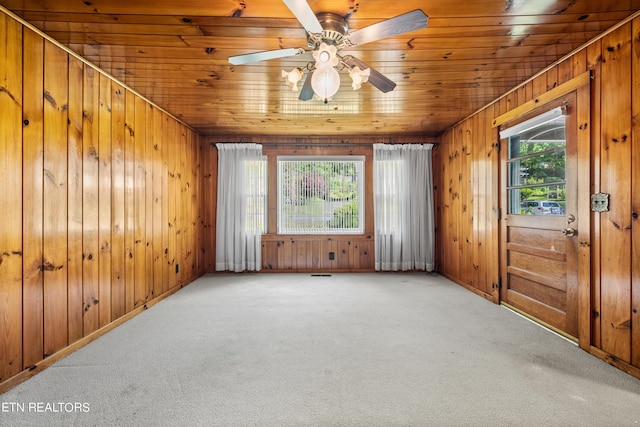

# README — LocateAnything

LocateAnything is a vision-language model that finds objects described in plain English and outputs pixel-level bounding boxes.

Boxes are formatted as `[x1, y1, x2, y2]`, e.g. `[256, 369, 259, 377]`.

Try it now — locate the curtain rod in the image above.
[211, 142, 438, 147]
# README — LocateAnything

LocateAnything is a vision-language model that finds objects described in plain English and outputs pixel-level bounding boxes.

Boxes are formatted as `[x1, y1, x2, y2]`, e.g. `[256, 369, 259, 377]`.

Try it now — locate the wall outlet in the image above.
[175, 263, 179, 273]
[328, 252, 335, 260]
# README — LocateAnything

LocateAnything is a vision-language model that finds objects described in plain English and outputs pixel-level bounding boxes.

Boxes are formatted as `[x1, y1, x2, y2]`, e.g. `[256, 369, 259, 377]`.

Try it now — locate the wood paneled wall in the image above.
[262, 235, 374, 272]
[435, 16, 640, 375]
[434, 107, 500, 303]
[262, 143, 374, 272]
[0, 12, 204, 390]
[202, 137, 436, 272]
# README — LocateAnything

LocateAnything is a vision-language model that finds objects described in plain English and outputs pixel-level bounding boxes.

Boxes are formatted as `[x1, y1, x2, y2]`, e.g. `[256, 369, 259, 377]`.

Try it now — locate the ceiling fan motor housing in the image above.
[308, 12, 349, 48]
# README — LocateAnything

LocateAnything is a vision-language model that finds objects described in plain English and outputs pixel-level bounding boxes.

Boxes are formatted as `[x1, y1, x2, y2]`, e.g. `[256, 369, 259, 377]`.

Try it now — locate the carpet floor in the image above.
[1, 272, 639, 426]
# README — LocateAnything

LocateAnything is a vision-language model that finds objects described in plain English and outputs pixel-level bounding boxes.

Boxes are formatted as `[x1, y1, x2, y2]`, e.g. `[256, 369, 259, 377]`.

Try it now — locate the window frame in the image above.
[503, 108, 568, 216]
[276, 155, 365, 235]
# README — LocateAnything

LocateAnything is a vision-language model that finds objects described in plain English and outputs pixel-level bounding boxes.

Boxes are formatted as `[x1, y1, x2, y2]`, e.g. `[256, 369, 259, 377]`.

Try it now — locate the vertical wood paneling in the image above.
[98, 74, 112, 327]
[42, 40, 68, 356]
[167, 120, 177, 285]
[194, 134, 203, 274]
[471, 115, 481, 292]
[631, 17, 640, 368]
[357, 240, 373, 270]
[322, 239, 337, 270]
[474, 111, 486, 294]
[336, 240, 350, 270]
[173, 125, 182, 280]
[259, 235, 374, 272]
[439, 109, 498, 300]
[587, 39, 603, 348]
[487, 104, 500, 302]
[0, 13, 23, 380]
[184, 130, 193, 278]
[82, 66, 100, 335]
[5, 2, 640, 390]
[546, 67, 559, 91]
[124, 89, 136, 314]
[245, 145, 376, 274]
[576, 84, 592, 351]
[183, 128, 190, 276]
[133, 96, 147, 306]
[310, 240, 320, 269]
[191, 132, 199, 276]
[599, 26, 632, 362]
[279, 240, 292, 270]
[161, 115, 170, 292]
[532, 74, 547, 98]
[111, 83, 126, 319]
[262, 241, 277, 270]
[461, 123, 472, 286]
[436, 17, 640, 372]
[22, 27, 44, 368]
[0, 11, 205, 390]
[295, 240, 307, 270]
[152, 108, 164, 298]
[557, 58, 574, 86]
[144, 104, 154, 298]
[67, 56, 84, 344]
[449, 126, 462, 278]
[177, 126, 187, 284]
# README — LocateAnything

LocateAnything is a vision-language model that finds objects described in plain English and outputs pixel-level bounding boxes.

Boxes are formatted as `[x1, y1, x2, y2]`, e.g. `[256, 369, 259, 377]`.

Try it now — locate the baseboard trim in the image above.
[589, 346, 640, 381]
[439, 272, 496, 303]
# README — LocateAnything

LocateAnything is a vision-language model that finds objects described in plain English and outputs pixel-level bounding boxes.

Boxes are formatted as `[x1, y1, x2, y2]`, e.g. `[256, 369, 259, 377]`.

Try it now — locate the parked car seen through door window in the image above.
[520, 200, 565, 215]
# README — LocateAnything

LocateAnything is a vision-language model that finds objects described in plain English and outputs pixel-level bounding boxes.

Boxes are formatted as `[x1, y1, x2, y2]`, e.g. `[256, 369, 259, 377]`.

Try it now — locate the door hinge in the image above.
[496, 207, 501, 221]
[496, 141, 501, 153]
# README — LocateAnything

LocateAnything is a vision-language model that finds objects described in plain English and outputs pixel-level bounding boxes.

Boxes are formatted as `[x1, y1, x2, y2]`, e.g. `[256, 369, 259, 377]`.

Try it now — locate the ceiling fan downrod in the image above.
[307, 12, 349, 49]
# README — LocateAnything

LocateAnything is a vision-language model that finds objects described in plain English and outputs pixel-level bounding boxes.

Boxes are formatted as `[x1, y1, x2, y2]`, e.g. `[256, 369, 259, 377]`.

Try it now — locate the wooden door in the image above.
[500, 94, 579, 339]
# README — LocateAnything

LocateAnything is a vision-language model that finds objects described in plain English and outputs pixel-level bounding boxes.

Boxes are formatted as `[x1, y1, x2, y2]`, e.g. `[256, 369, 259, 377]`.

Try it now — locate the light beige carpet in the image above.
[2, 272, 639, 426]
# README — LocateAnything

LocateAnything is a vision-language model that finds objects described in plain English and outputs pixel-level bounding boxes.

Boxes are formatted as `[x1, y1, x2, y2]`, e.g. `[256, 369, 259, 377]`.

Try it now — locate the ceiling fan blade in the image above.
[282, 0, 324, 34]
[228, 47, 305, 65]
[343, 56, 397, 93]
[298, 69, 315, 101]
[347, 9, 428, 46]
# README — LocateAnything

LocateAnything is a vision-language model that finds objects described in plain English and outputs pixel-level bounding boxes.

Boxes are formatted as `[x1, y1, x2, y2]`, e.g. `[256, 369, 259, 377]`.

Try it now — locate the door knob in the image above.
[561, 227, 576, 237]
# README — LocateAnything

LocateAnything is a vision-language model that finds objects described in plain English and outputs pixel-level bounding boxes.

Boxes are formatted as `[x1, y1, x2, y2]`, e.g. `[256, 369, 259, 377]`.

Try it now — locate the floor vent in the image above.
[310, 274, 332, 277]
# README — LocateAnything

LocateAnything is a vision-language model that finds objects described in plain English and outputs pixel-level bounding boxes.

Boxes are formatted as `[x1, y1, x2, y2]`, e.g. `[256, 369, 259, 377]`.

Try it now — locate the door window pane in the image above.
[506, 114, 566, 215]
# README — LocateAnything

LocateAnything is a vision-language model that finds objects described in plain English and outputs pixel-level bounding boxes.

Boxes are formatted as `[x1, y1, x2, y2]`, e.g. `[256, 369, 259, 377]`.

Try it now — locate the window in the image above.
[502, 107, 567, 216]
[278, 156, 364, 234]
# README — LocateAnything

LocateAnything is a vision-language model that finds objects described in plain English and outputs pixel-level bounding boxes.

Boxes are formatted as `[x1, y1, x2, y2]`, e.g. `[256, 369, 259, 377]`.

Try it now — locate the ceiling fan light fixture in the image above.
[227, 4, 429, 102]
[312, 42, 339, 67]
[349, 66, 370, 90]
[282, 68, 304, 92]
[311, 65, 341, 102]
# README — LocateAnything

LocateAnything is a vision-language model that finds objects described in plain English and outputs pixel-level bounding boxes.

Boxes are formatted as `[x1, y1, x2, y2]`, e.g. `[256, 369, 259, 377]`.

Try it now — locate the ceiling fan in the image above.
[228, 0, 428, 102]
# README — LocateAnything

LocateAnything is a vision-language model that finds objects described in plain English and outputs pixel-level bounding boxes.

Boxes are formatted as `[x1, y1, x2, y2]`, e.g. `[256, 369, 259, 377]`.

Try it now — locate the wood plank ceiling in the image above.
[3, 0, 639, 137]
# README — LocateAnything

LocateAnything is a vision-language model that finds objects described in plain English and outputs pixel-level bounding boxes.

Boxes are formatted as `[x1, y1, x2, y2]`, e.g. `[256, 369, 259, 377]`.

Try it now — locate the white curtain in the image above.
[216, 143, 264, 272]
[373, 144, 435, 271]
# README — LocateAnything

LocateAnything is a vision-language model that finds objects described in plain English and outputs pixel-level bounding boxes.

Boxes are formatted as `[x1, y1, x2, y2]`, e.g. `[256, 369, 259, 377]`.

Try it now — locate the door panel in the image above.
[500, 94, 579, 339]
